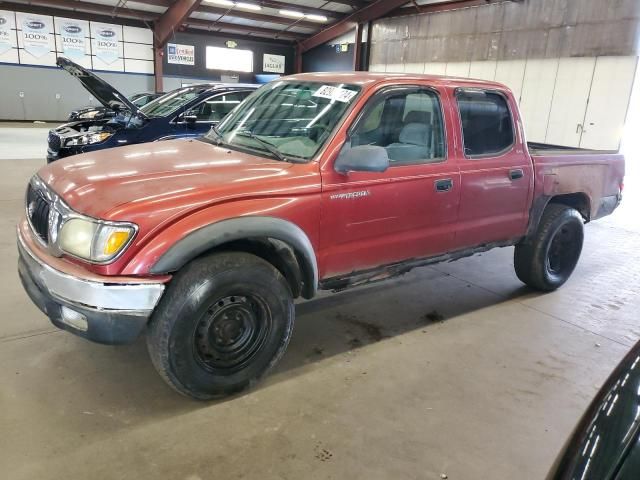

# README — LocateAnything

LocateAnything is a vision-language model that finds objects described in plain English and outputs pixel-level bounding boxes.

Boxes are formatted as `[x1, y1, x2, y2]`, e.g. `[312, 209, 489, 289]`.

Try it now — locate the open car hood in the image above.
[57, 56, 141, 115]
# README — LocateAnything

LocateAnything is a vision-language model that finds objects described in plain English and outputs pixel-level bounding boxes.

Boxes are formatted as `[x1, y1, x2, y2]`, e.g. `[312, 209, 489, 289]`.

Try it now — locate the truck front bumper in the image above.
[17, 226, 167, 345]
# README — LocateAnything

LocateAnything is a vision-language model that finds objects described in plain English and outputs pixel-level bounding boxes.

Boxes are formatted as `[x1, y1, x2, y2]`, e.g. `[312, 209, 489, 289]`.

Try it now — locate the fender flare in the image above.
[150, 216, 318, 298]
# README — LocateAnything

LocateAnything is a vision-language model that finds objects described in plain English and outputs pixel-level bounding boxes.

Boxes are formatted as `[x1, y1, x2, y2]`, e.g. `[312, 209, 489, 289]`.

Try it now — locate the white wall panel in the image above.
[122, 25, 153, 44]
[445, 61, 470, 77]
[469, 60, 497, 81]
[423, 62, 447, 75]
[494, 60, 526, 103]
[385, 63, 405, 73]
[124, 42, 153, 61]
[124, 58, 154, 74]
[519, 58, 559, 143]
[404, 62, 425, 73]
[546, 57, 596, 147]
[580, 56, 638, 150]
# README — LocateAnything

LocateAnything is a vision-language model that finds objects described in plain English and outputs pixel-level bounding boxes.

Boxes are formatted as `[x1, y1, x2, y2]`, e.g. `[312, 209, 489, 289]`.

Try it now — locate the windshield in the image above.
[140, 86, 210, 118]
[205, 81, 361, 161]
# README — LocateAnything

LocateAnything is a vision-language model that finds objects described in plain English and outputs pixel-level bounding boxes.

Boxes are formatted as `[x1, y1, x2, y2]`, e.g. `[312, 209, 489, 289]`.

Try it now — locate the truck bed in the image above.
[528, 143, 625, 221]
[527, 142, 618, 155]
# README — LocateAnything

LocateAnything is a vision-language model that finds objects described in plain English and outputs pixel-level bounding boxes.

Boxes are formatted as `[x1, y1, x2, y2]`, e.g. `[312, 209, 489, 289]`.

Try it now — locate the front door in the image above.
[454, 88, 533, 249]
[319, 85, 460, 279]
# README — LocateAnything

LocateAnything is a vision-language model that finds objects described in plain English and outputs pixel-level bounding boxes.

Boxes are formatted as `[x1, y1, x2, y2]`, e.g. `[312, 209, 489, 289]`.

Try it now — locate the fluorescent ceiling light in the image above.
[204, 0, 234, 6]
[279, 9, 305, 18]
[236, 2, 262, 10]
[306, 14, 327, 22]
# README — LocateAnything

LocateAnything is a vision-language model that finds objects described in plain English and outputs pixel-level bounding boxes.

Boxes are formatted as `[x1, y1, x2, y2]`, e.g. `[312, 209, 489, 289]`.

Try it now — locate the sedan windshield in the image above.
[140, 86, 210, 118]
[205, 81, 361, 161]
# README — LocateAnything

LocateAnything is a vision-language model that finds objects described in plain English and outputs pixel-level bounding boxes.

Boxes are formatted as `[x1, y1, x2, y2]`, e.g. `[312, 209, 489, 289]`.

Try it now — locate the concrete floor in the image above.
[1, 127, 639, 480]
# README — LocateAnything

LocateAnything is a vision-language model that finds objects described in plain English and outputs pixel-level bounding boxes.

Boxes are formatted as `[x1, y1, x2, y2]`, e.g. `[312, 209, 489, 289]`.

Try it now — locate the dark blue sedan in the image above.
[47, 57, 257, 163]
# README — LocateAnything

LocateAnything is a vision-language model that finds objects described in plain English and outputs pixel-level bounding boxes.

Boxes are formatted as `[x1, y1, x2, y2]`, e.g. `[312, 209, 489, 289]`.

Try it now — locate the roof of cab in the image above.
[283, 72, 508, 91]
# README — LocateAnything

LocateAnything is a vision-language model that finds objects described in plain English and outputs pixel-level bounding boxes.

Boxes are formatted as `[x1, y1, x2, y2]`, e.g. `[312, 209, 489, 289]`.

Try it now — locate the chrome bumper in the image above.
[17, 226, 166, 344]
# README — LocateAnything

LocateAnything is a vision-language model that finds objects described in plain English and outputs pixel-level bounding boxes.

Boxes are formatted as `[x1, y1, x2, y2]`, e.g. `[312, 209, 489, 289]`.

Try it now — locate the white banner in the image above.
[18, 13, 53, 59]
[167, 43, 194, 65]
[0, 11, 13, 55]
[92, 22, 120, 65]
[58, 18, 87, 61]
[263, 53, 285, 74]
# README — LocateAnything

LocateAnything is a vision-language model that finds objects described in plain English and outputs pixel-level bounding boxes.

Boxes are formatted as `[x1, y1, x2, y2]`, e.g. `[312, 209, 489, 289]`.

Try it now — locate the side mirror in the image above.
[181, 110, 198, 124]
[335, 144, 389, 174]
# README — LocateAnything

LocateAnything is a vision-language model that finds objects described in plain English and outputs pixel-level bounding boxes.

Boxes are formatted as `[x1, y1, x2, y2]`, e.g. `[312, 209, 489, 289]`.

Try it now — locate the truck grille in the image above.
[48, 131, 61, 152]
[26, 183, 51, 243]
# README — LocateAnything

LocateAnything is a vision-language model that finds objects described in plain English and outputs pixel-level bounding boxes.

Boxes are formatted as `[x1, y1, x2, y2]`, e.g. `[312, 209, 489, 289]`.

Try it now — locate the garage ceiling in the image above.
[0, 0, 489, 46]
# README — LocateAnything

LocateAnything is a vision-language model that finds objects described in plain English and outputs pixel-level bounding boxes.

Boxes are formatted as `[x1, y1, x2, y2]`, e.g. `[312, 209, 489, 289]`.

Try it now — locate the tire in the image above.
[146, 252, 294, 400]
[514, 204, 584, 291]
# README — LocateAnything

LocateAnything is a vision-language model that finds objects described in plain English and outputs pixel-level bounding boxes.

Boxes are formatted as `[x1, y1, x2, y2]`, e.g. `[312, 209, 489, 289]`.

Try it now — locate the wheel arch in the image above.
[150, 216, 318, 299]
[525, 192, 591, 242]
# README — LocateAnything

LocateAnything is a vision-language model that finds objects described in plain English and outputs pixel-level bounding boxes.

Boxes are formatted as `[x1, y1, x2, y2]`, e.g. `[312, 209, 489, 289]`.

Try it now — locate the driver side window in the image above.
[351, 88, 446, 166]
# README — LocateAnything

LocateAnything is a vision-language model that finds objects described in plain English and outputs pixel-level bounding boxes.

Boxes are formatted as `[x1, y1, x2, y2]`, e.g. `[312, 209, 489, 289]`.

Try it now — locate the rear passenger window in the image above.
[456, 90, 514, 157]
[351, 88, 446, 165]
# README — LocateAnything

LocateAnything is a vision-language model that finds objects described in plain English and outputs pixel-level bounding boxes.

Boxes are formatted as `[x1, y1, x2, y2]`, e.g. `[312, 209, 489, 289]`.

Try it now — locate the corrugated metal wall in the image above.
[370, 0, 640, 68]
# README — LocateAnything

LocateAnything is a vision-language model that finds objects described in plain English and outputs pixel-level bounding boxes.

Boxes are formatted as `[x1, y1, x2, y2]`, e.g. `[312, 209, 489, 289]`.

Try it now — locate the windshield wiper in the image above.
[235, 130, 290, 163]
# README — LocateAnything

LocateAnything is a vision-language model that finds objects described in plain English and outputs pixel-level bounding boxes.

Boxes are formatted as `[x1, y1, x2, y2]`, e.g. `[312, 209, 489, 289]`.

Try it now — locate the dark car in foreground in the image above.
[548, 340, 640, 479]
[68, 92, 164, 121]
[47, 57, 257, 162]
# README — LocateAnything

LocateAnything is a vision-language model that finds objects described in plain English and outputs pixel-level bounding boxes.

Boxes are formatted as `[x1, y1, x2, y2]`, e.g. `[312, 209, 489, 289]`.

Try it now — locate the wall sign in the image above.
[263, 53, 285, 73]
[92, 22, 120, 64]
[167, 43, 194, 65]
[0, 11, 13, 55]
[58, 19, 87, 61]
[225, 40, 237, 48]
[18, 13, 53, 58]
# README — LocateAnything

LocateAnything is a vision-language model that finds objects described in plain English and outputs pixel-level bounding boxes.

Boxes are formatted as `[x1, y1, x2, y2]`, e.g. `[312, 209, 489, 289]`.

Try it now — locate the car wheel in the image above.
[146, 252, 294, 400]
[514, 204, 584, 291]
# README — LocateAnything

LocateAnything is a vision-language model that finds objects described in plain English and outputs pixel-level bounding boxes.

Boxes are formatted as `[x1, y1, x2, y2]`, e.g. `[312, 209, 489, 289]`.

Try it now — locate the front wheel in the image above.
[514, 204, 584, 291]
[146, 252, 294, 400]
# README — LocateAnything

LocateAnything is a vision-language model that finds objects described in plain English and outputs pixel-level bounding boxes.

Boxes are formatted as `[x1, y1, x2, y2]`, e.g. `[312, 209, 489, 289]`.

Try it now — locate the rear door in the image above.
[453, 88, 533, 249]
[319, 85, 460, 278]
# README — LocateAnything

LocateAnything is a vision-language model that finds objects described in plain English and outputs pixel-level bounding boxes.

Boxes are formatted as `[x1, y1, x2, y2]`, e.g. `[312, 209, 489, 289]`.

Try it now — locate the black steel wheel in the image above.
[193, 294, 272, 374]
[147, 252, 294, 400]
[515, 203, 584, 291]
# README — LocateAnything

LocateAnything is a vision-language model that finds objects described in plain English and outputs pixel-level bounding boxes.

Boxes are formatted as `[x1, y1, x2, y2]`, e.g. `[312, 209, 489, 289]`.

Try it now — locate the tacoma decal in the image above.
[330, 190, 370, 200]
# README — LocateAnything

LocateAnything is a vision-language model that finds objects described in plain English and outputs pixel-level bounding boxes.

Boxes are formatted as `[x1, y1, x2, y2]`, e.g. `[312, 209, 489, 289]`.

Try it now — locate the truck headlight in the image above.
[58, 217, 136, 262]
[66, 131, 113, 146]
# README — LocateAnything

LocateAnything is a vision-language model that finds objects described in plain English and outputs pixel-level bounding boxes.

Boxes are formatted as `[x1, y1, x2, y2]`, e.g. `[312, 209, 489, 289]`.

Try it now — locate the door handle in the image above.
[434, 178, 453, 192]
[509, 169, 524, 180]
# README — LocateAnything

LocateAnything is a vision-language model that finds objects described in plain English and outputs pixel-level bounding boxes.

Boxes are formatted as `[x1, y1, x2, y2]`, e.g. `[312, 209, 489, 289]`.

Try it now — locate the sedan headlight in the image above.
[66, 131, 113, 146]
[58, 217, 136, 262]
[78, 110, 100, 119]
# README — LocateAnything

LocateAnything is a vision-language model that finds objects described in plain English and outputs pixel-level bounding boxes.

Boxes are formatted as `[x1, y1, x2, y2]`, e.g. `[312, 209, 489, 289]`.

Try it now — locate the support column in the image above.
[354, 22, 363, 71]
[295, 45, 303, 73]
[154, 46, 164, 93]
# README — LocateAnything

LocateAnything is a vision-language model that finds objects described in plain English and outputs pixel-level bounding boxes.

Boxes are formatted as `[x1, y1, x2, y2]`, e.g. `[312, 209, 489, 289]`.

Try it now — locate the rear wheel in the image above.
[146, 252, 294, 400]
[514, 204, 584, 291]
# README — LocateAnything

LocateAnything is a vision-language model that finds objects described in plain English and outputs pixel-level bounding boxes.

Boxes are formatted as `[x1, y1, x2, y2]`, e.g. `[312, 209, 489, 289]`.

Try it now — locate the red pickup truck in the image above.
[18, 73, 624, 399]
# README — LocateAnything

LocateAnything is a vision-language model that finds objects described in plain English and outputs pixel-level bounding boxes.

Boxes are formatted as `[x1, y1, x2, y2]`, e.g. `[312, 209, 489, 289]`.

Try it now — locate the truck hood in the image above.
[57, 56, 141, 115]
[37, 138, 316, 220]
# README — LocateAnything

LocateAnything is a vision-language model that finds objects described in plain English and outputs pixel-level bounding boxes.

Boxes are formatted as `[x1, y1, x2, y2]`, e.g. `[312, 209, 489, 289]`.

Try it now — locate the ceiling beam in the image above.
[298, 0, 411, 53]
[256, 1, 343, 19]
[196, 4, 321, 30]
[3, 0, 157, 20]
[385, 0, 506, 17]
[154, 0, 203, 47]
[0, 0, 153, 26]
[326, 0, 367, 8]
